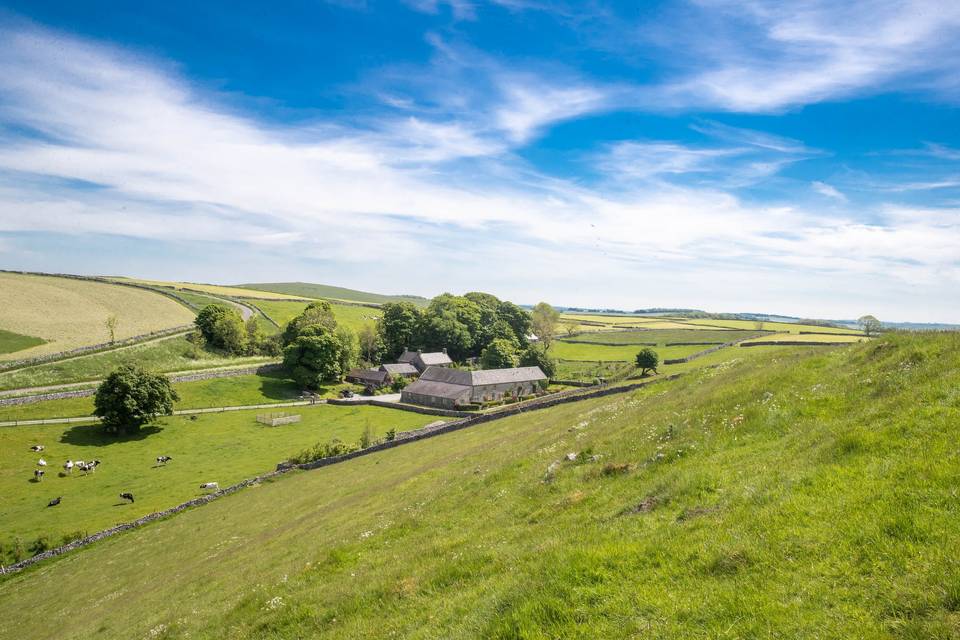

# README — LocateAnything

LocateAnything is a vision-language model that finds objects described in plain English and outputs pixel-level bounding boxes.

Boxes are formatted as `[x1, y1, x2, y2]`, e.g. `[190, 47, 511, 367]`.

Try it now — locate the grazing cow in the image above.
[75, 460, 85, 468]
[34, 469, 44, 481]
[156, 455, 172, 465]
[119, 492, 135, 503]
[199, 482, 219, 491]
[79, 461, 100, 474]
[30, 445, 44, 452]
[47, 496, 61, 507]
[63, 460, 74, 474]
[37, 458, 47, 467]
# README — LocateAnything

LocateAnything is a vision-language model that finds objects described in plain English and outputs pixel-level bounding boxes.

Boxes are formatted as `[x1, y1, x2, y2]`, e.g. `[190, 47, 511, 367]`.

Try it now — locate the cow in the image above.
[37, 458, 47, 467]
[79, 460, 100, 474]
[199, 482, 219, 491]
[156, 455, 172, 465]
[30, 445, 44, 452]
[63, 460, 74, 474]
[47, 496, 61, 507]
[119, 492, 135, 503]
[33, 469, 44, 481]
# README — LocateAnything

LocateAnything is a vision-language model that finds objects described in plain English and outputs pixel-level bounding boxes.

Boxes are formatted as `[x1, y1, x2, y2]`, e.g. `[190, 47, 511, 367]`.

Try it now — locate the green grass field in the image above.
[0, 273, 196, 362]
[255, 300, 381, 332]
[0, 334, 955, 638]
[0, 404, 442, 560]
[560, 328, 764, 345]
[0, 329, 45, 356]
[741, 332, 868, 344]
[550, 342, 707, 362]
[0, 335, 273, 391]
[239, 282, 429, 306]
[684, 317, 863, 334]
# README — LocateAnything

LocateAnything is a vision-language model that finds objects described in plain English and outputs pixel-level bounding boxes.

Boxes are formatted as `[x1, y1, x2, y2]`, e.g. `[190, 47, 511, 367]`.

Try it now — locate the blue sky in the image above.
[0, 1, 958, 321]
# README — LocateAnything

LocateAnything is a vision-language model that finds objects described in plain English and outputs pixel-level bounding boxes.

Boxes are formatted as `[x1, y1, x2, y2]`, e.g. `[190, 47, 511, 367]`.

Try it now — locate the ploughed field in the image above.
[0, 273, 195, 362]
[0, 404, 442, 560]
[0, 335, 954, 639]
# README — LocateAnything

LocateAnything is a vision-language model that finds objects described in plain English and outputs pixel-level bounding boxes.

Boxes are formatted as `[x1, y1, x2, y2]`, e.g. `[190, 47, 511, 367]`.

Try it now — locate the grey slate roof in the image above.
[419, 365, 547, 387]
[417, 352, 453, 367]
[402, 379, 471, 400]
[346, 368, 388, 384]
[380, 363, 419, 375]
[397, 350, 419, 363]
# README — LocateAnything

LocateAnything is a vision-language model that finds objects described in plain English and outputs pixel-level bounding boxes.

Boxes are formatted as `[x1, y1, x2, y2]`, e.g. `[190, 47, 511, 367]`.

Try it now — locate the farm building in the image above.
[379, 362, 419, 377]
[345, 368, 389, 389]
[400, 365, 547, 409]
[398, 348, 454, 372]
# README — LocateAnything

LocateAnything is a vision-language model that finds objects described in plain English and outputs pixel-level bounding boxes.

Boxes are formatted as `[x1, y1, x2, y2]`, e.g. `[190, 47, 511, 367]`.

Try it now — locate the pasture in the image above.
[0, 404, 442, 559]
[740, 333, 867, 344]
[0, 335, 274, 391]
[256, 300, 382, 332]
[0, 335, 955, 639]
[0, 273, 195, 362]
[239, 282, 429, 306]
[0, 329, 44, 357]
[0, 371, 359, 423]
[682, 317, 864, 334]
[550, 342, 708, 362]
[560, 328, 765, 345]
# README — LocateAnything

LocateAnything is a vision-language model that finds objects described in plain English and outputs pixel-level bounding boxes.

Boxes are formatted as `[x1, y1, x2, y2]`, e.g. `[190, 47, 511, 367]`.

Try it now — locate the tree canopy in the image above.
[635, 347, 660, 376]
[283, 327, 347, 389]
[94, 364, 179, 435]
[195, 304, 247, 354]
[858, 315, 882, 337]
[531, 302, 561, 346]
[519, 344, 557, 378]
[480, 338, 520, 369]
[283, 300, 337, 345]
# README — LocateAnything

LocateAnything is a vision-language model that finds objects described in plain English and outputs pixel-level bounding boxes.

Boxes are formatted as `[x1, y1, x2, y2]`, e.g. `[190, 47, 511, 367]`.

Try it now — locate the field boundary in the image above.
[0, 373, 678, 575]
[740, 340, 857, 347]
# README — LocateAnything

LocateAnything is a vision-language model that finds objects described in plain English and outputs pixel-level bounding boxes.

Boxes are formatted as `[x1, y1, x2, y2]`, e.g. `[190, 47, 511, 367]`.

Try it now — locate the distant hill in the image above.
[237, 282, 430, 306]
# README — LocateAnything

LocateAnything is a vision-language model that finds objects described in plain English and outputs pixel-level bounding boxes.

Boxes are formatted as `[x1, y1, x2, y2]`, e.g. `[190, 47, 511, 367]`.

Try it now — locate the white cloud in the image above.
[0, 24, 957, 321]
[812, 181, 847, 201]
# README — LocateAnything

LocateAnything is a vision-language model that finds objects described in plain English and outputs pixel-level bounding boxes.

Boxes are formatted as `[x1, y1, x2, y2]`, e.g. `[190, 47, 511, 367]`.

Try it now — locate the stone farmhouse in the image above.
[379, 363, 419, 377]
[398, 348, 453, 373]
[345, 368, 389, 388]
[400, 365, 547, 409]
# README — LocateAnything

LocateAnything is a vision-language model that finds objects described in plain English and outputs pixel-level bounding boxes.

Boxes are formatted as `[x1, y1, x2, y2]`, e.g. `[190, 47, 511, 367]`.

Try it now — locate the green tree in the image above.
[519, 344, 557, 378]
[496, 301, 533, 346]
[857, 315, 882, 337]
[377, 302, 424, 360]
[283, 327, 345, 389]
[244, 317, 267, 355]
[283, 301, 337, 345]
[334, 325, 360, 375]
[635, 347, 660, 376]
[531, 302, 561, 347]
[422, 294, 483, 359]
[480, 338, 520, 369]
[195, 304, 247, 354]
[357, 324, 384, 364]
[94, 364, 179, 435]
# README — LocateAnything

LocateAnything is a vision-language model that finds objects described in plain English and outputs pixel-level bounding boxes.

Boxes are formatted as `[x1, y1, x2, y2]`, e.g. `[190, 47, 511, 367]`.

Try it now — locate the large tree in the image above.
[195, 304, 247, 354]
[531, 302, 561, 347]
[635, 347, 660, 377]
[357, 324, 384, 364]
[377, 302, 424, 360]
[420, 294, 483, 360]
[480, 338, 520, 369]
[283, 300, 338, 345]
[857, 315, 882, 337]
[497, 301, 533, 346]
[283, 326, 346, 389]
[94, 364, 179, 435]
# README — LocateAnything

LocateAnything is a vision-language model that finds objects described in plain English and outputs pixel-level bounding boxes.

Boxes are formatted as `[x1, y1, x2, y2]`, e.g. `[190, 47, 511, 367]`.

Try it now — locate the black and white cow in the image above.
[156, 455, 173, 465]
[119, 492, 135, 503]
[33, 469, 44, 481]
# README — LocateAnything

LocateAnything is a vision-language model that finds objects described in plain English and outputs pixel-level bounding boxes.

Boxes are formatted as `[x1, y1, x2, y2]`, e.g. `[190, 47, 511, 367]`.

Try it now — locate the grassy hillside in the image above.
[2, 334, 957, 638]
[107, 278, 306, 300]
[0, 273, 195, 361]
[550, 342, 707, 362]
[0, 405, 443, 558]
[561, 328, 765, 345]
[0, 335, 273, 391]
[240, 282, 429, 306]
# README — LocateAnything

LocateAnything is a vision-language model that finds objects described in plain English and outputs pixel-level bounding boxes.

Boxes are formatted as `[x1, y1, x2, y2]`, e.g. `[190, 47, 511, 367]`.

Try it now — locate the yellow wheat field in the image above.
[0, 273, 196, 361]
[109, 278, 306, 300]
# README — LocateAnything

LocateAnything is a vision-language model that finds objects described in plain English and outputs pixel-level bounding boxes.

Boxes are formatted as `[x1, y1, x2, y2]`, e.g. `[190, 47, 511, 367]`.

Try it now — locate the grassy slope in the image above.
[685, 318, 863, 334]
[255, 300, 382, 332]
[0, 404, 441, 553]
[0, 273, 195, 361]
[239, 282, 429, 306]
[0, 329, 45, 356]
[0, 336, 273, 391]
[106, 278, 305, 300]
[742, 333, 867, 344]
[3, 334, 957, 638]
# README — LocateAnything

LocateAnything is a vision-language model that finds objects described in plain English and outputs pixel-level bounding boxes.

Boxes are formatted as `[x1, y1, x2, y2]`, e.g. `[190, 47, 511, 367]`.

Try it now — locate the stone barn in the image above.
[379, 362, 419, 378]
[400, 365, 547, 409]
[398, 348, 454, 373]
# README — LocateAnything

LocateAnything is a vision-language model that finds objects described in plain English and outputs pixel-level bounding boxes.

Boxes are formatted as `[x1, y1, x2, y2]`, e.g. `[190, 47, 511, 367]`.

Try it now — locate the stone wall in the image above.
[740, 340, 854, 347]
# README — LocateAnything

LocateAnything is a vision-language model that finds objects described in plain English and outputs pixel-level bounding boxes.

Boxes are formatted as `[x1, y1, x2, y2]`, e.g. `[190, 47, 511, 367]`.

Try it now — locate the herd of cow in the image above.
[28, 444, 220, 509]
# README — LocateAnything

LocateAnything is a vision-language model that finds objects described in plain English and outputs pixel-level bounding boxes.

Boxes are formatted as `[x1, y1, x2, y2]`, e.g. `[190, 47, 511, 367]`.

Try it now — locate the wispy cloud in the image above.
[812, 181, 847, 201]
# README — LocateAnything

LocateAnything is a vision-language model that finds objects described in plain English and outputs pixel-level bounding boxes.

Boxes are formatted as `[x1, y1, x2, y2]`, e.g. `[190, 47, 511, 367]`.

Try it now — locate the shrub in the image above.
[290, 439, 359, 464]
[601, 462, 632, 476]
[519, 344, 558, 378]
[385, 428, 397, 442]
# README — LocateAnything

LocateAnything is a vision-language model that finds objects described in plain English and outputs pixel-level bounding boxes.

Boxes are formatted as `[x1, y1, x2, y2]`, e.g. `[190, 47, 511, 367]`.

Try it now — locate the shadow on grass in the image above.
[258, 370, 303, 401]
[59, 424, 163, 447]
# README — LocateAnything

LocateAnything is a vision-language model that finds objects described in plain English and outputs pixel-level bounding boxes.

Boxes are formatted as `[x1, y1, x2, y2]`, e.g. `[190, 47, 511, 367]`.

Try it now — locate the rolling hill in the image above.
[1, 333, 957, 638]
[238, 281, 430, 306]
